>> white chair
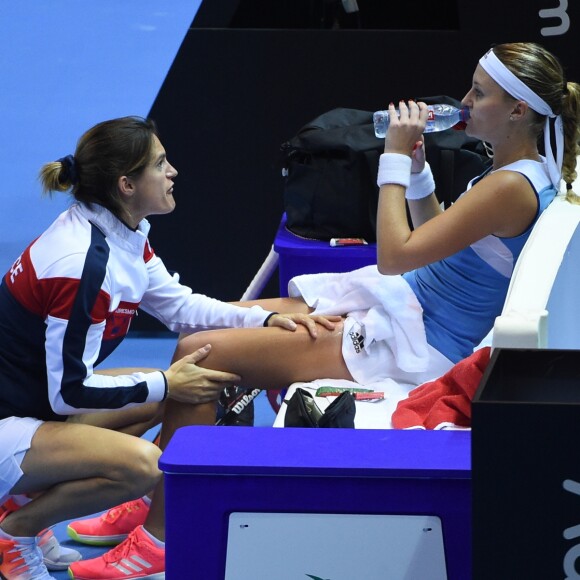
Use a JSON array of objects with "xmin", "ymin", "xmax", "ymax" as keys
[{"xmin": 493, "ymin": 193, "xmax": 580, "ymax": 350}]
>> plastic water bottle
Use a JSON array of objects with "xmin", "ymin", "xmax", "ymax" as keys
[{"xmin": 373, "ymin": 104, "xmax": 470, "ymax": 138}]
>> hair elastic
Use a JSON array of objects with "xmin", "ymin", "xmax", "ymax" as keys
[
  {"xmin": 479, "ymin": 48, "xmax": 563, "ymax": 190},
  {"xmin": 57, "ymin": 155, "xmax": 79, "ymax": 186}
]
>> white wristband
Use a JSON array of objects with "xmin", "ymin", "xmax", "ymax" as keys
[
  {"xmin": 407, "ymin": 162, "xmax": 435, "ymax": 200},
  {"xmin": 377, "ymin": 153, "xmax": 411, "ymax": 188}
]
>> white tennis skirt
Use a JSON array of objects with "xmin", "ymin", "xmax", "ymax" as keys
[{"xmin": 0, "ymin": 416, "xmax": 43, "ymax": 504}]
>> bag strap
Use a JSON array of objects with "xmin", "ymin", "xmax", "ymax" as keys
[{"xmin": 438, "ymin": 149, "xmax": 455, "ymax": 209}]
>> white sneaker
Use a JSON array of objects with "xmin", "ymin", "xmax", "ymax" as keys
[
  {"xmin": 38, "ymin": 527, "xmax": 82, "ymax": 570},
  {"xmin": 0, "ymin": 531, "xmax": 55, "ymax": 579}
]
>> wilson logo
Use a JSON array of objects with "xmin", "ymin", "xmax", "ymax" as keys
[
  {"xmin": 230, "ymin": 390, "xmax": 260, "ymax": 415},
  {"xmin": 539, "ymin": 0, "xmax": 570, "ymax": 36}
]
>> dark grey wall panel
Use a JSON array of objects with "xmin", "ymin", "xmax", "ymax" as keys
[{"xmin": 136, "ymin": 1, "xmax": 578, "ymax": 331}]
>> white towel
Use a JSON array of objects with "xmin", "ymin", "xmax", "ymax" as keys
[{"xmin": 288, "ymin": 265, "xmax": 429, "ymax": 373}]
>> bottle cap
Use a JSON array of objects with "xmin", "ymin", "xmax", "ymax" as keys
[{"xmin": 452, "ymin": 107, "xmax": 470, "ymax": 130}]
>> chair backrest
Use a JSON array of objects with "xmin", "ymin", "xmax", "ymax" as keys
[{"xmin": 492, "ymin": 194, "xmax": 580, "ymax": 349}]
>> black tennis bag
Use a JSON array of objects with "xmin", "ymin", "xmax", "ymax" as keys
[{"xmin": 281, "ymin": 96, "xmax": 491, "ymax": 241}]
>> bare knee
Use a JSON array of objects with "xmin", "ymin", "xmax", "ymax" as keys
[
  {"xmin": 173, "ymin": 331, "xmax": 214, "ymax": 363},
  {"xmin": 112, "ymin": 439, "xmax": 162, "ymax": 497}
]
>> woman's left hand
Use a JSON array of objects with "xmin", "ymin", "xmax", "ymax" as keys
[
  {"xmin": 265, "ymin": 313, "xmax": 342, "ymax": 338},
  {"xmin": 411, "ymin": 137, "xmax": 426, "ymax": 174}
]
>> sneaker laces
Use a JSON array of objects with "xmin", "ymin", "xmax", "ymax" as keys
[
  {"xmin": 101, "ymin": 500, "xmax": 143, "ymax": 525},
  {"xmin": 4, "ymin": 537, "xmax": 49, "ymax": 579},
  {"xmin": 102, "ymin": 527, "xmax": 142, "ymax": 564}
]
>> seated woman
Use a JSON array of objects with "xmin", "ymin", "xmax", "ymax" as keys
[
  {"xmin": 66, "ymin": 42, "xmax": 580, "ymax": 579},
  {"xmin": 175, "ymin": 42, "xmax": 579, "ymax": 394}
]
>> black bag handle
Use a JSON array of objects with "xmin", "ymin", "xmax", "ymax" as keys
[{"xmin": 439, "ymin": 149, "xmax": 456, "ymax": 209}]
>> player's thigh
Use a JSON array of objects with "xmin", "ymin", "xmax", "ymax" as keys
[
  {"xmin": 232, "ymin": 297, "xmax": 313, "ymax": 314},
  {"xmin": 174, "ymin": 322, "xmax": 352, "ymax": 387},
  {"xmin": 14, "ymin": 421, "xmax": 160, "ymax": 493},
  {"xmin": 67, "ymin": 403, "xmax": 164, "ymax": 435}
]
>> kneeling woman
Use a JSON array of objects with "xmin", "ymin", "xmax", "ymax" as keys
[{"xmin": 0, "ymin": 116, "xmax": 336, "ymax": 579}]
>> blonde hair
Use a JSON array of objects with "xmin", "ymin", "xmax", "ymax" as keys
[
  {"xmin": 493, "ymin": 43, "xmax": 580, "ymax": 202},
  {"xmin": 39, "ymin": 161, "xmax": 72, "ymax": 194}
]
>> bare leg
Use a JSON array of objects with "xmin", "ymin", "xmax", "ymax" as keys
[
  {"xmin": 67, "ymin": 402, "xmax": 165, "ymax": 437},
  {"xmin": 3, "ymin": 422, "xmax": 161, "ymax": 538},
  {"xmin": 174, "ymin": 322, "xmax": 351, "ymax": 388},
  {"xmin": 144, "ymin": 322, "xmax": 352, "ymax": 540},
  {"xmin": 230, "ymin": 297, "xmax": 313, "ymax": 313},
  {"xmin": 144, "ymin": 400, "xmax": 215, "ymax": 540}
]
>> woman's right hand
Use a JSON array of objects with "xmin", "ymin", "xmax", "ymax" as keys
[
  {"xmin": 384, "ymin": 100, "xmax": 429, "ymax": 156},
  {"xmin": 164, "ymin": 344, "xmax": 240, "ymax": 404}
]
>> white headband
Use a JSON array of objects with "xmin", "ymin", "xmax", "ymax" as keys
[{"xmin": 479, "ymin": 48, "xmax": 563, "ymax": 190}]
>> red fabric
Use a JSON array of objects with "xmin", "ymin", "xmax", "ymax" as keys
[
  {"xmin": 267, "ymin": 389, "xmax": 283, "ymax": 414},
  {"xmin": 391, "ymin": 347, "xmax": 491, "ymax": 430}
]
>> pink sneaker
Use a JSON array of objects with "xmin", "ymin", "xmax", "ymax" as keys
[
  {"xmin": 67, "ymin": 498, "xmax": 149, "ymax": 546},
  {"xmin": 68, "ymin": 525, "xmax": 164, "ymax": 579}
]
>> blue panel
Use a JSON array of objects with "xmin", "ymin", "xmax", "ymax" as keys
[
  {"xmin": 0, "ymin": 0, "xmax": 201, "ymax": 276},
  {"xmin": 161, "ymin": 425, "xmax": 471, "ymax": 478}
]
